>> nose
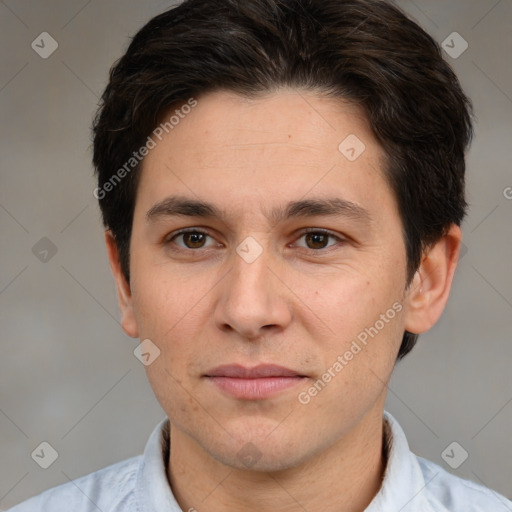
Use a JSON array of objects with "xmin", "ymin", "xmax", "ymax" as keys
[{"xmin": 214, "ymin": 241, "xmax": 292, "ymax": 341}]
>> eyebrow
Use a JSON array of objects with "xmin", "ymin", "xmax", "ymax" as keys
[{"xmin": 146, "ymin": 195, "xmax": 373, "ymax": 227}]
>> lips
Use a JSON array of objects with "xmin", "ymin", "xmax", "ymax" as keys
[
  {"xmin": 204, "ymin": 364, "xmax": 306, "ymax": 400},
  {"xmin": 205, "ymin": 364, "xmax": 304, "ymax": 379}
]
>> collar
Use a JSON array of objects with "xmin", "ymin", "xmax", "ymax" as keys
[
  {"xmin": 365, "ymin": 411, "xmax": 440, "ymax": 511},
  {"xmin": 135, "ymin": 411, "xmax": 440, "ymax": 512}
]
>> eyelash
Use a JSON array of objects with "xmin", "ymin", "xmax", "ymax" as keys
[{"xmin": 165, "ymin": 228, "xmax": 345, "ymax": 253}]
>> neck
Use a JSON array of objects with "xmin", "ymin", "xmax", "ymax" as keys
[{"xmin": 168, "ymin": 407, "xmax": 387, "ymax": 512}]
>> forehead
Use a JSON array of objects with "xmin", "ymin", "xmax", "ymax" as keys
[
  {"xmin": 167, "ymin": 88, "xmax": 376, "ymax": 158},
  {"xmin": 135, "ymin": 88, "xmax": 396, "ymax": 225}
]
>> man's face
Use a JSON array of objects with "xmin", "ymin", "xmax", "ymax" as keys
[{"xmin": 126, "ymin": 89, "xmax": 412, "ymax": 471}]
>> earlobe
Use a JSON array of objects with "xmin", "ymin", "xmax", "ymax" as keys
[
  {"xmin": 105, "ymin": 231, "xmax": 139, "ymax": 338},
  {"xmin": 403, "ymin": 224, "xmax": 462, "ymax": 335}
]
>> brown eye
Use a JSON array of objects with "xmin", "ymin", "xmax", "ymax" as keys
[
  {"xmin": 304, "ymin": 232, "xmax": 330, "ymax": 249},
  {"xmin": 295, "ymin": 229, "xmax": 343, "ymax": 251},
  {"xmin": 181, "ymin": 232, "xmax": 207, "ymax": 248},
  {"xmin": 168, "ymin": 230, "xmax": 215, "ymax": 250}
]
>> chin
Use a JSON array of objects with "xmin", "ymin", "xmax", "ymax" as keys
[
  {"xmin": 203, "ymin": 430, "xmax": 312, "ymax": 474},
  {"xmin": 217, "ymin": 446, "xmax": 309, "ymax": 473}
]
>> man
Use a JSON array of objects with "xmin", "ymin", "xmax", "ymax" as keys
[{"xmin": 9, "ymin": 0, "xmax": 512, "ymax": 510}]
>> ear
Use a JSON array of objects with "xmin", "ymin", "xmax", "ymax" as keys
[
  {"xmin": 403, "ymin": 224, "xmax": 462, "ymax": 334},
  {"xmin": 105, "ymin": 230, "xmax": 139, "ymax": 338}
]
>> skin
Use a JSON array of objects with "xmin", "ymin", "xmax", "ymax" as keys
[{"xmin": 106, "ymin": 89, "xmax": 462, "ymax": 512}]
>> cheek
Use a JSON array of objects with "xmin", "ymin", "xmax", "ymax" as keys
[
  {"xmin": 129, "ymin": 266, "xmax": 214, "ymax": 380},
  {"xmin": 302, "ymin": 304, "xmax": 404, "ymax": 429},
  {"xmin": 145, "ymin": 361, "xmax": 206, "ymax": 435},
  {"xmin": 130, "ymin": 261, "xmax": 206, "ymax": 337},
  {"xmin": 303, "ymin": 271, "xmax": 394, "ymax": 335},
  {"xmin": 307, "ymin": 265, "xmax": 405, "ymax": 377}
]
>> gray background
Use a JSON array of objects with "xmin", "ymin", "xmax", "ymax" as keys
[{"xmin": 1, "ymin": 0, "xmax": 511, "ymax": 508}]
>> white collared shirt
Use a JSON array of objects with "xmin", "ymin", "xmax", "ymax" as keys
[{"xmin": 7, "ymin": 411, "xmax": 512, "ymax": 511}]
